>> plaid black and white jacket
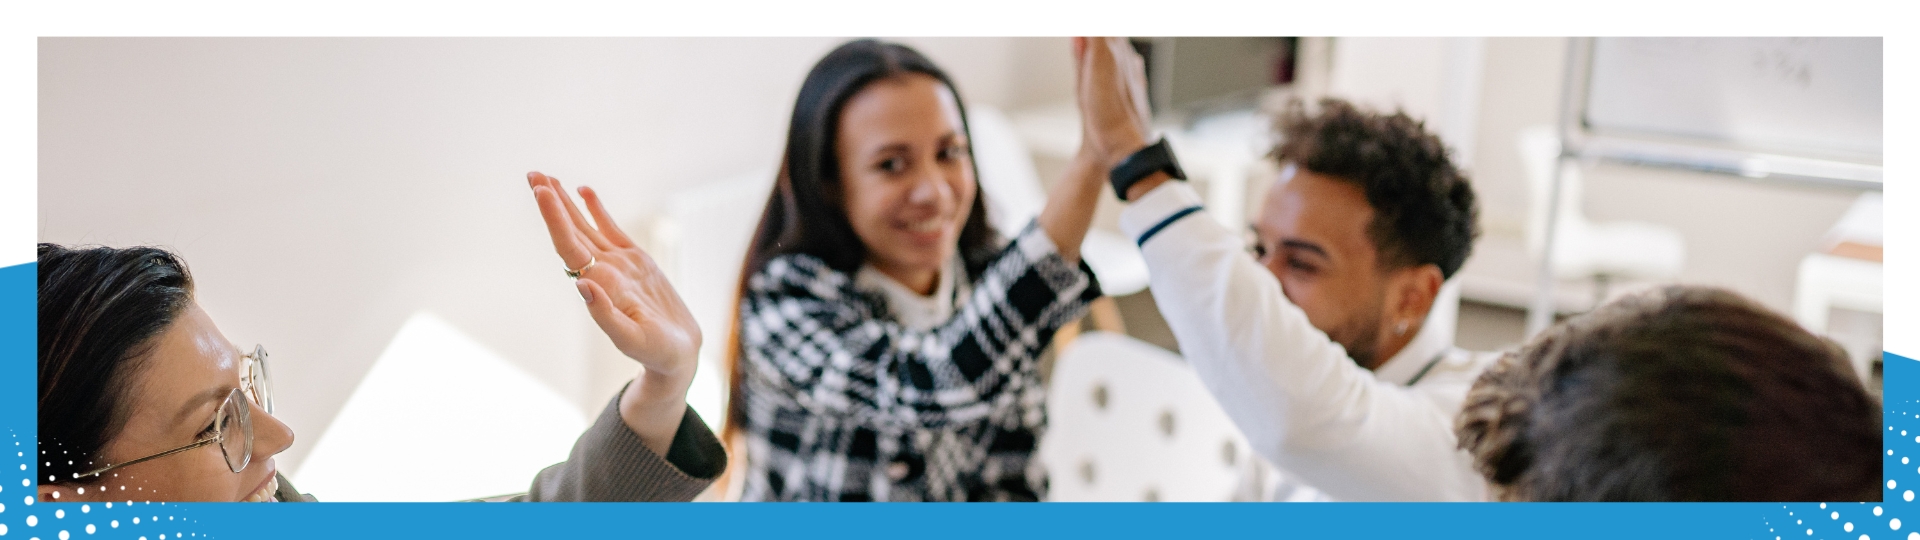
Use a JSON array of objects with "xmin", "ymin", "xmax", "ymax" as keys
[{"xmin": 735, "ymin": 223, "xmax": 1101, "ymax": 501}]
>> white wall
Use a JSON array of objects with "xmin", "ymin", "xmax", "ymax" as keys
[
  {"xmin": 1327, "ymin": 37, "xmax": 1485, "ymax": 170},
  {"xmin": 38, "ymin": 37, "xmax": 1074, "ymax": 474},
  {"xmin": 1470, "ymin": 38, "xmax": 1863, "ymax": 313}
]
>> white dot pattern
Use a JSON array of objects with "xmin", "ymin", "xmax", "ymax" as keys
[
  {"xmin": 1, "ymin": 431, "xmax": 204, "ymax": 540},
  {"xmin": 1759, "ymin": 389, "xmax": 1919, "ymax": 539}
]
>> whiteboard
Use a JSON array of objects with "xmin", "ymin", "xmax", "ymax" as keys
[{"xmin": 1584, "ymin": 37, "xmax": 1882, "ymax": 162}]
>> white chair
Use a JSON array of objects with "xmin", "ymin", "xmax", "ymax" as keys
[
  {"xmin": 1792, "ymin": 192, "xmax": 1883, "ymax": 381},
  {"xmin": 1519, "ymin": 126, "xmax": 1686, "ymax": 308},
  {"xmin": 1039, "ymin": 332, "xmax": 1269, "ymax": 501}
]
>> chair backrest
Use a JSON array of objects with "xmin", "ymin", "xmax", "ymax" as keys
[
  {"xmin": 969, "ymin": 105, "xmax": 1049, "ymax": 239},
  {"xmin": 648, "ymin": 167, "xmax": 776, "ymax": 428},
  {"xmin": 1039, "ymin": 332, "xmax": 1265, "ymax": 501}
]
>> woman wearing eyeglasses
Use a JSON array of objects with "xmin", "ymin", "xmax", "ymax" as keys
[
  {"xmin": 37, "ymin": 245, "xmax": 296, "ymax": 502},
  {"xmin": 36, "ymin": 215, "xmax": 724, "ymax": 502}
]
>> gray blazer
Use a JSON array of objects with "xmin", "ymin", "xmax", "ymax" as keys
[{"xmin": 274, "ymin": 390, "xmax": 728, "ymax": 502}]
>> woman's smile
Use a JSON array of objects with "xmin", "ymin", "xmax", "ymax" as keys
[
  {"xmin": 242, "ymin": 468, "xmax": 280, "ymax": 503},
  {"xmin": 894, "ymin": 214, "xmax": 953, "ymax": 244}
]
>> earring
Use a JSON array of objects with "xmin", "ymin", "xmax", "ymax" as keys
[{"xmin": 1394, "ymin": 320, "xmax": 1410, "ymax": 336}]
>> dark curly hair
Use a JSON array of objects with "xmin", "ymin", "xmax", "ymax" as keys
[
  {"xmin": 1271, "ymin": 98, "xmax": 1479, "ymax": 278},
  {"xmin": 1454, "ymin": 285, "xmax": 1881, "ymax": 501}
]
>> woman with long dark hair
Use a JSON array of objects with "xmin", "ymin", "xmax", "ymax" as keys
[{"xmin": 715, "ymin": 38, "xmax": 1150, "ymax": 501}]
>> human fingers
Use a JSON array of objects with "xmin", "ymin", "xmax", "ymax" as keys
[
  {"xmin": 1096, "ymin": 38, "xmax": 1137, "ymax": 102},
  {"xmin": 1116, "ymin": 39, "xmax": 1153, "ymax": 126},
  {"xmin": 540, "ymin": 173, "xmax": 616, "ymax": 252},
  {"xmin": 530, "ymin": 172, "xmax": 584, "ymax": 231},
  {"xmin": 578, "ymin": 186, "xmax": 638, "ymax": 249},
  {"xmin": 1073, "ymin": 37, "xmax": 1103, "ymax": 137},
  {"xmin": 534, "ymin": 184, "xmax": 597, "ymax": 271},
  {"xmin": 576, "ymin": 278, "xmax": 642, "ymax": 353},
  {"xmin": 1088, "ymin": 36, "xmax": 1119, "ymax": 78},
  {"xmin": 1087, "ymin": 38, "xmax": 1129, "ymax": 114},
  {"xmin": 533, "ymin": 172, "xmax": 607, "ymax": 256},
  {"xmin": 1081, "ymin": 38, "xmax": 1144, "ymax": 160},
  {"xmin": 1107, "ymin": 39, "xmax": 1151, "ymax": 143},
  {"xmin": 529, "ymin": 171, "xmax": 568, "ymax": 201},
  {"xmin": 1071, "ymin": 37, "xmax": 1087, "ymax": 106}
]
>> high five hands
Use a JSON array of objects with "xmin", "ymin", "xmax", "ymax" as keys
[
  {"xmin": 1037, "ymin": 37, "xmax": 1161, "ymax": 264},
  {"xmin": 527, "ymin": 171, "xmax": 701, "ymax": 455},
  {"xmin": 1072, "ymin": 37, "xmax": 1154, "ymax": 170}
]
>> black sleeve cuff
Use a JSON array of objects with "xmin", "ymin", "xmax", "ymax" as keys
[{"xmin": 664, "ymin": 405, "xmax": 727, "ymax": 480}]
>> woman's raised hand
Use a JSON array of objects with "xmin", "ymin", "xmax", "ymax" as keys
[
  {"xmin": 526, "ymin": 171, "xmax": 701, "ymax": 384},
  {"xmin": 1073, "ymin": 37, "xmax": 1154, "ymax": 167}
]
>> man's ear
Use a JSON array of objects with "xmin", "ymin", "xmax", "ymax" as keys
[
  {"xmin": 38, "ymin": 482, "xmax": 79, "ymax": 502},
  {"xmin": 1388, "ymin": 264, "xmax": 1446, "ymax": 334}
]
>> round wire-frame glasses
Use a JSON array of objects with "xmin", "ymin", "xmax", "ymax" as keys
[{"xmin": 68, "ymin": 345, "xmax": 274, "ymax": 481}]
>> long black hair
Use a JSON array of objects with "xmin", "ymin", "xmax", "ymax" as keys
[
  {"xmin": 37, "ymin": 243, "xmax": 196, "ymax": 484},
  {"xmin": 723, "ymin": 39, "xmax": 1000, "ymax": 441}
]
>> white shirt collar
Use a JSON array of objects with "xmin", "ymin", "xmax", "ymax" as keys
[
  {"xmin": 1370, "ymin": 313, "xmax": 1457, "ymax": 387},
  {"xmin": 854, "ymin": 254, "xmax": 970, "ymax": 331}
]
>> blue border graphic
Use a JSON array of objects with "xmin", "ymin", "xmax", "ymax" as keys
[{"xmin": 0, "ymin": 259, "xmax": 1910, "ymax": 539}]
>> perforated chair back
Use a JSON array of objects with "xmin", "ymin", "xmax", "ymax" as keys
[{"xmin": 1039, "ymin": 332, "xmax": 1265, "ymax": 501}]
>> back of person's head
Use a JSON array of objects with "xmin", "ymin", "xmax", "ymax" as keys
[
  {"xmin": 1455, "ymin": 285, "xmax": 1881, "ymax": 501},
  {"xmin": 1270, "ymin": 98, "xmax": 1479, "ymax": 279},
  {"xmin": 744, "ymin": 38, "xmax": 998, "ymax": 279},
  {"xmin": 37, "ymin": 243, "xmax": 195, "ymax": 484}
]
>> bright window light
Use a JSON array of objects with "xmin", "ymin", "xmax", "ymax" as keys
[{"xmin": 291, "ymin": 311, "xmax": 588, "ymax": 501}]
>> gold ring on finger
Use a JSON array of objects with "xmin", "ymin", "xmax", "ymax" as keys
[{"xmin": 564, "ymin": 254, "xmax": 597, "ymax": 279}]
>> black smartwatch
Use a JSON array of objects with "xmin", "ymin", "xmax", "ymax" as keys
[{"xmin": 1109, "ymin": 138, "xmax": 1187, "ymax": 201}]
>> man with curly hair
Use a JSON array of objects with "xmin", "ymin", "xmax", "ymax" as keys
[{"xmin": 1103, "ymin": 96, "xmax": 1494, "ymax": 501}]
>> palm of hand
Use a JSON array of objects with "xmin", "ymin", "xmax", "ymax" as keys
[
  {"xmin": 585, "ymin": 243, "xmax": 701, "ymax": 380},
  {"xmin": 528, "ymin": 172, "xmax": 701, "ymax": 382}
]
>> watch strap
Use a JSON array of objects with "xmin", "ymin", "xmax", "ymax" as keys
[{"xmin": 1109, "ymin": 138, "xmax": 1187, "ymax": 201}]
